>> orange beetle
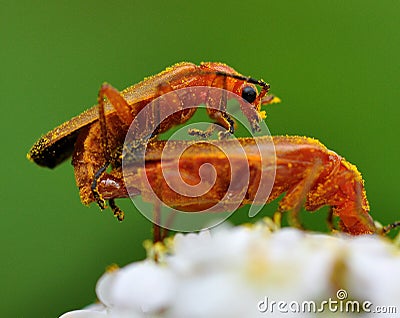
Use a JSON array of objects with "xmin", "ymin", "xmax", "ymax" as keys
[
  {"xmin": 28, "ymin": 62, "xmax": 277, "ymax": 210},
  {"xmin": 97, "ymin": 136, "xmax": 377, "ymax": 236}
]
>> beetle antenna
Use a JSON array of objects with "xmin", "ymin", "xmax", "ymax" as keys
[
  {"xmin": 215, "ymin": 71, "xmax": 270, "ymax": 91},
  {"xmin": 215, "ymin": 71, "xmax": 270, "ymax": 105}
]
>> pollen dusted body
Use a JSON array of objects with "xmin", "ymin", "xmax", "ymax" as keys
[
  {"xmin": 97, "ymin": 136, "xmax": 376, "ymax": 235},
  {"xmin": 28, "ymin": 62, "xmax": 274, "ymax": 207}
]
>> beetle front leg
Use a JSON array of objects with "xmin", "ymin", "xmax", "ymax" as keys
[
  {"xmin": 188, "ymin": 125, "xmax": 217, "ymax": 139},
  {"xmin": 204, "ymin": 74, "xmax": 237, "ymax": 138}
]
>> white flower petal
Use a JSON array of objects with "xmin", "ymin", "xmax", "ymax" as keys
[
  {"xmin": 110, "ymin": 260, "xmax": 176, "ymax": 313},
  {"xmin": 168, "ymin": 272, "xmax": 248, "ymax": 318},
  {"xmin": 346, "ymin": 235, "xmax": 400, "ymax": 306},
  {"xmin": 82, "ymin": 303, "xmax": 107, "ymax": 311},
  {"xmin": 60, "ymin": 221, "xmax": 400, "ymax": 318},
  {"xmin": 59, "ymin": 309, "xmax": 107, "ymax": 318},
  {"xmin": 96, "ymin": 267, "xmax": 119, "ymax": 307}
]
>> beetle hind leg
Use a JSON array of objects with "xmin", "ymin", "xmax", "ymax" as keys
[
  {"xmin": 381, "ymin": 221, "xmax": 400, "ymax": 235},
  {"xmin": 276, "ymin": 159, "xmax": 324, "ymax": 230},
  {"xmin": 327, "ymin": 207, "xmax": 336, "ymax": 232}
]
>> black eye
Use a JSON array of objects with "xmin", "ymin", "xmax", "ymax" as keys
[{"xmin": 241, "ymin": 86, "xmax": 257, "ymax": 103}]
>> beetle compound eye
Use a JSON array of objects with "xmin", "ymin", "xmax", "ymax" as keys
[{"xmin": 241, "ymin": 86, "xmax": 257, "ymax": 103}]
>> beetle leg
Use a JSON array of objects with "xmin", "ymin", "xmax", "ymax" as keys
[
  {"xmin": 205, "ymin": 75, "xmax": 238, "ymax": 138},
  {"xmin": 153, "ymin": 201, "xmax": 162, "ymax": 244},
  {"xmin": 98, "ymin": 83, "xmax": 134, "ymax": 161},
  {"xmin": 188, "ymin": 125, "xmax": 217, "ymax": 138},
  {"xmin": 218, "ymin": 112, "xmax": 235, "ymax": 139},
  {"xmin": 381, "ymin": 221, "xmax": 400, "ymax": 235},
  {"xmin": 188, "ymin": 114, "xmax": 234, "ymax": 139},
  {"xmin": 92, "ymin": 84, "xmax": 134, "ymax": 211},
  {"xmin": 327, "ymin": 207, "xmax": 336, "ymax": 232},
  {"xmin": 188, "ymin": 112, "xmax": 234, "ymax": 140},
  {"xmin": 152, "ymin": 202, "xmax": 170, "ymax": 246},
  {"xmin": 92, "ymin": 166, "xmax": 125, "ymax": 220},
  {"xmin": 98, "ymin": 83, "xmax": 134, "ymax": 127},
  {"xmin": 277, "ymin": 159, "xmax": 324, "ymax": 229},
  {"xmin": 273, "ymin": 211, "xmax": 282, "ymax": 229},
  {"xmin": 109, "ymin": 199, "xmax": 124, "ymax": 221},
  {"xmin": 91, "ymin": 163, "xmax": 109, "ymax": 209}
]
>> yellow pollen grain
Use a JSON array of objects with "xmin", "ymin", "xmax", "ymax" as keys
[
  {"xmin": 271, "ymin": 96, "xmax": 281, "ymax": 104},
  {"xmin": 106, "ymin": 263, "xmax": 119, "ymax": 273}
]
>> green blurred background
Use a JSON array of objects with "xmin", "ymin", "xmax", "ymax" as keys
[{"xmin": 1, "ymin": 1, "xmax": 400, "ymax": 317}]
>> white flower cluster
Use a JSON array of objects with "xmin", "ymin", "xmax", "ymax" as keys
[{"xmin": 60, "ymin": 220, "xmax": 400, "ymax": 318}]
